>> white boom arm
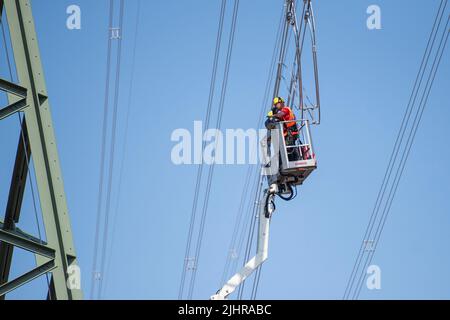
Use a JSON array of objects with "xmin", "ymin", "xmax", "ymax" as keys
[{"xmin": 211, "ymin": 184, "xmax": 277, "ymax": 300}]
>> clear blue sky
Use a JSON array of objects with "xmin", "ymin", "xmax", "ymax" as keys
[{"xmin": 0, "ymin": 0, "xmax": 449, "ymax": 300}]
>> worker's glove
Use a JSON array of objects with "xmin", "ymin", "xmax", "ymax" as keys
[{"xmin": 265, "ymin": 117, "xmax": 278, "ymax": 130}]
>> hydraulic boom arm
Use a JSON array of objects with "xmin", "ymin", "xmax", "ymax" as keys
[{"xmin": 211, "ymin": 184, "xmax": 278, "ymax": 300}]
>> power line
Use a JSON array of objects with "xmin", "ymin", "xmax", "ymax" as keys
[
  {"xmin": 235, "ymin": 173, "xmax": 264, "ymax": 301},
  {"xmin": 90, "ymin": 0, "xmax": 127, "ymax": 300},
  {"xmin": 233, "ymin": 8, "xmax": 286, "ymax": 301},
  {"xmin": 344, "ymin": 1, "xmax": 447, "ymax": 298},
  {"xmin": 178, "ymin": 0, "xmax": 228, "ymax": 300},
  {"xmin": 344, "ymin": 1, "xmax": 449, "ymax": 299},
  {"xmin": 352, "ymin": 15, "xmax": 449, "ymax": 300},
  {"xmin": 1, "ymin": 19, "xmax": 13, "ymax": 79},
  {"xmin": 103, "ymin": 0, "xmax": 142, "ymax": 295},
  {"xmin": 219, "ymin": 4, "xmax": 284, "ymax": 291},
  {"xmin": 238, "ymin": 0, "xmax": 312, "ymax": 300},
  {"xmin": 238, "ymin": 175, "xmax": 263, "ymax": 299},
  {"xmin": 248, "ymin": 1, "xmax": 315, "ymax": 299},
  {"xmin": 226, "ymin": 0, "xmax": 312, "ymax": 300},
  {"xmin": 187, "ymin": 0, "xmax": 241, "ymax": 299},
  {"xmin": 90, "ymin": 0, "xmax": 115, "ymax": 300},
  {"xmin": 251, "ymin": 264, "xmax": 263, "ymax": 300},
  {"xmin": 220, "ymin": 167, "xmax": 253, "ymax": 286},
  {"xmin": 97, "ymin": 0, "xmax": 125, "ymax": 299},
  {"xmin": 229, "ymin": 167, "xmax": 260, "ymax": 290}
]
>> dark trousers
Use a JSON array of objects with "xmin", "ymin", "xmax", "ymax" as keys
[{"xmin": 285, "ymin": 126, "xmax": 300, "ymax": 161}]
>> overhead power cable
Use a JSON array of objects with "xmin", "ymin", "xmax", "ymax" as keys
[
  {"xmin": 352, "ymin": 15, "xmax": 449, "ymax": 300},
  {"xmin": 245, "ymin": 0, "xmax": 314, "ymax": 300},
  {"xmin": 90, "ymin": 0, "xmax": 127, "ymax": 300},
  {"xmin": 178, "ymin": 0, "xmax": 228, "ymax": 300},
  {"xmin": 187, "ymin": 0, "xmax": 241, "ymax": 300},
  {"xmin": 90, "ymin": 0, "xmax": 115, "ymax": 300},
  {"xmin": 103, "ymin": 0, "xmax": 142, "ymax": 296},
  {"xmin": 97, "ymin": 0, "xmax": 125, "ymax": 299},
  {"xmin": 344, "ymin": 0, "xmax": 449, "ymax": 300},
  {"xmin": 220, "ymin": 4, "xmax": 284, "ymax": 291}
]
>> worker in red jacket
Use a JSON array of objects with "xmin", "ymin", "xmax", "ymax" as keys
[
  {"xmin": 272, "ymin": 96, "xmax": 299, "ymax": 152},
  {"xmin": 266, "ymin": 97, "xmax": 300, "ymax": 161}
]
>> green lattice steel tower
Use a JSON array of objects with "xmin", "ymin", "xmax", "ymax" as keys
[{"xmin": 0, "ymin": 0, "xmax": 82, "ymax": 300}]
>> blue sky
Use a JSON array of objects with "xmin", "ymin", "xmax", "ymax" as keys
[{"xmin": 0, "ymin": 0, "xmax": 449, "ymax": 300}]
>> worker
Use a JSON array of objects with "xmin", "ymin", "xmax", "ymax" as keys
[{"xmin": 267, "ymin": 97, "xmax": 300, "ymax": 161}]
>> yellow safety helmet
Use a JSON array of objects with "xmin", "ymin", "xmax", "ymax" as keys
[{"xmin": 273, "ymin": 97, "xmax": 285, "ymax": 106}]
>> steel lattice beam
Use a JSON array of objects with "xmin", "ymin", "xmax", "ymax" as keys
[
  {"xmin": 0, "ymin": 0, "xmax": 82, "ymax": 300},
  {"xmin": 0, "ymin": 223, "xmax": 55, "ymax": 259},
  {"xmin": 0, "ymin": 260, "xmax": 56, "ymax": 297},
  {"xmin": 0, "ymin": 78, "xmax": 28, "ymax": 120},
  {"xmin": 0, "ymin": 119, "xmax": 30, "ymax": 299}
]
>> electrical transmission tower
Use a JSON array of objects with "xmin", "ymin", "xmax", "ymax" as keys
[{"xmin": 0, "ymin": 0, "xmax": 82, "ymax": 300}]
